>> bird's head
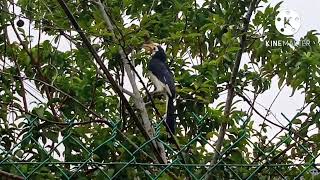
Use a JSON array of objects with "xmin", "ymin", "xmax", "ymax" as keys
[{"xmin": 143, "ymin": 42, "xmax": 166, "ymax": 61}]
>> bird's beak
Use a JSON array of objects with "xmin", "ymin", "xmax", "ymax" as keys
[{"xmin": 142, "ymin": 42, "xmax": 159, "ymax": 54}]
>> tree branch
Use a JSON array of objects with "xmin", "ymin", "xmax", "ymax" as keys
[
  {"xmin": 0, "ymin": 71, "xmax": 158, "ymax": 165},
  {"xmin": 0, "ymin": 170, "xmax": 24, "ymax": 180},
  {"xmin": 205, "ymin": 0, "xmax": 259, "ymax": 178},
  {"xmin": 93, "ymin": 0, "xmax": 168, "ymax": 163},
  {"xmin": 94, "ymin": 2, "xmax": 185, "ymax": 163},
  {"xmin": 2, "ymin": 9, "xmax": 29, "ymax": 112},
  {"xmin": 59, "ymin": 31, "xmax": 135, "ymax": 98},
  {"xmin": 56, "ymin": 0, "xmax": 167, "ymax": 164},
  {"xmin": 237, "ymin": 91, "xmax": 310, "ymax": 144},
  {"xmin": 9, "ymin": 19, "xmax": 61, "ymax": 122}
]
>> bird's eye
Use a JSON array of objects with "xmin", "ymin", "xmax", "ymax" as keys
[{"xmin": 153, "ymin": 47, "xmax": 156, "ymax": 50}]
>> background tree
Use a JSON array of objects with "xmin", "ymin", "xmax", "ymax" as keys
[{"xmin": 0, "ymin": 0, "xmax": 320, "ymax": 179}]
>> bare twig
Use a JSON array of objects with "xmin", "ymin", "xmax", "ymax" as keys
[
  {"xmin": 258, "ymin": 85, "xmax": 285, "ymax": 135},
  {"xmin": 237, "ymin": 91, "xmax": 309, "ymax": 144}
]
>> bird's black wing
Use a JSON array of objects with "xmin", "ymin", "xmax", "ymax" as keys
[
  {"xmin": 148, "ymin": 57, "xmax": 176, "ymax": 134},
  {"xmin": 148, "ymin": 57, "xmax": 175, "ymax": 96}
]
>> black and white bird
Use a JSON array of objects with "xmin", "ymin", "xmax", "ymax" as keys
[{"xmin": 143, "ymin": 42, "xmax": 176, "ymax": 135}]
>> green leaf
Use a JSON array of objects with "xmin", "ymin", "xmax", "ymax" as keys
[{"xmin": 291, "ymin": 119, "xmax": 302, "ymax": 125}]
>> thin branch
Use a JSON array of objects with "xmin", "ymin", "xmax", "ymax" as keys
[
  {"xmin": 193, "ymin": 0, "xmax": 204, "ymax": 64},
  {"xmin": 2, "ymin": 6, "xmax": 28, "ymax": 112},
  {"xmin": 236, "ymin": 92, "xmax": 317, "ymax": 178},
  {"xmin": 56, "ymin": 0, "xmax": 167, "ymax": 164},
  {"xmin": 93, "ymin": 0, "xmax": 168, "ymax": 163},
  {"xmin": 9, "ymin": 19, "xmax": 61, "ymax": 122},
  {"xmin": 148, "ymin": 0, "xmax": 157, "ymax": 15},
  {"xmin": 242, "ymin": 91, "xmax": 284, "ymax": 126},
  {"xmin": 245, "ymin": 117, "xmax": 316, "ymax": 179},
  {"xmin": 0, "ymin": 170, "xmax": 24, "ymax": 180},
  {"xmin": 95, "ymin": 68, "xmax": 135, "ymax": 97},
  {"xmin": 250, "ymin": 94, "xmax": 318, "ymax": 164},
  {"xmin": 0, "ymin": 72, "xmax": 157, "ymax": 164},
  {"xmin": 237, "ymin": 91, "xmax": 310, "ymax": 144},
  {"xmin": 258, "ymin": 85, "xmax": 285, "ymax": 135},
  {"xmin": 13, "ymin": 57, "xmax": 29, "ymax": 111},
  {"xmin": 204, "ymin": 0, "xmax": 259, "ymax": 178},
  {"xmin": 3, "ymin": 103, "xmax": 108, "ymax": 126},
  {"xmin": 59, "ymin": 31, "xmax": 135, "ymax": 98},
  {"xmin": 95, "ymin": 2, "xmax": 188, "ymax": 166}
]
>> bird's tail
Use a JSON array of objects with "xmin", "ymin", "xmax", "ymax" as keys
[{"xmin": 166, "ymin": 95, "xmax": 175, "ymax": 134}]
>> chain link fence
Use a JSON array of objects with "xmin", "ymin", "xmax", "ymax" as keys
[{"xmin": 1, "ymin": 113, "xmax": 319, "ymax": 179}]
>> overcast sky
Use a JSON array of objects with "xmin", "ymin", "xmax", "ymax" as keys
[{"xmin": 252, "ymin": 0, "xmax": 320, "ymax": 131}]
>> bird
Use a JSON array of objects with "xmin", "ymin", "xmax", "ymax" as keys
[{"xmin": 143, "ymin": 42, "xmax": 176, "ymax": 136}]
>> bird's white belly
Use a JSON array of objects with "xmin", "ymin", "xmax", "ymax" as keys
[{"xmin": 148, "ymin": 72, "xmax": 172, "ymax": 97}]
